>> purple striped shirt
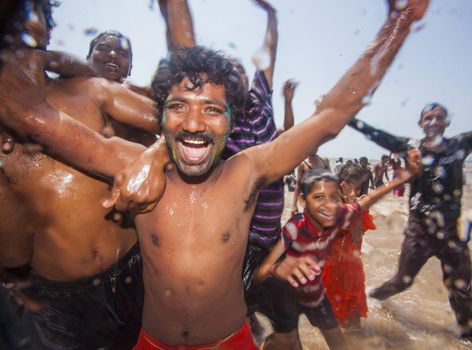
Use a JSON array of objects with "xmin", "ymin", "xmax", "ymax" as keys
[{"xmin": 223, "ymin": 71, "xmax": 283, "ymax": 249}]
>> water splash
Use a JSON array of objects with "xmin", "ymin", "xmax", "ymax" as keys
[
  {"xmin": 432, "ymin": 182, "xmax": 444, "ymax": 194},
  {"xmin": 119, "ymin": 37, "xmax": 129, "ymax": 50},
  {"xmin": 355, "ymin": 120, "xmax": 365, "ymax": 129},
  {"xmin": 84, "ymin": 27, "xmax": 98, "ymax": 36},
  {"xmin": 394, "ymin": 0, "xmax": 408, "ymax": 11},
  {"xmin": 434, "ymin": 166, "xmax": 446, "ymax": 178},
  {"xmin": 252, "ymin": 46, "xmax": 271, "ymax": 71},
  {"xmin": 21, "ymin": 33, "xmax": 37, "ymax": 48},
  {"xmin": 455, "ymin": 149, "xmax": 466, "ymax": 160},
  {"xmin": 126, "ymin": 164, "xmax": 150, "ymax": 193},
  {"xmin": 421, "ymin": 155, "xmax": 434, "ymax": 166}
]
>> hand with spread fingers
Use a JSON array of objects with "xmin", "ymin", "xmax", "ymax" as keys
[{"xmin": 272, "ymin": 255, "xmax": 321, "ymax": 288}]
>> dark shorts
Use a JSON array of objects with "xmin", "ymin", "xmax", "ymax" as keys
[
  {"xmin": 244, "ymin": 244, "xmax": 299, "ymax": 333},
  {"xmin": 298, "ymin": 296, "xmax": 338, "ymax": 330},
  {"xmin": 23, "ymin": 243, "xmax": 144, "ymax": 350},
  {"xmin": 374, "ymin": 179, "xmax": 384, "ymax": 188}
]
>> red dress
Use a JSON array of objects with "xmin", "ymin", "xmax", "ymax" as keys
[{"xmin": 322, "ymin": 210, "xmax": 376, "ymax": 326}]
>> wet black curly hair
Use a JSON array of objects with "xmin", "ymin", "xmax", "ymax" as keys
[{"xmin": 151, "ymin": 46, "xmax": 246, "ymax": 124}]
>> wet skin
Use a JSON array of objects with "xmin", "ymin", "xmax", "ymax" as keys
[
  {"xmin": 135, "ymin": 81, "xmax": 254, "ymax": 344},
  {"xmin": 162, "ymin": 80, "xmax": 231, "ymax": 177},
  {"xmin": 0, "ymin": 1, "xmax": 429, "ymax": 343},
  {"xmin": 88, "ymin": 34, "xmax": 131, "ymax": 82},
  {"xmin": 0, "ymin": 45, "xmax": 157, "ymax": 280}
]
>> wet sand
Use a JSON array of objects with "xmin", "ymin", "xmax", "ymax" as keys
[{"xmin": 257, "ymin": 163, "xmax": 472, "ymax": 350}]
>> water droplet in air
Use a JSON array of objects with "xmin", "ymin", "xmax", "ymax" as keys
[
  {"xmin": 402, "ymin": 275, "xmax": 412, "ymax": 284},
  {"xmin": 421, "ymin": 155, "xmax": 434, "ymax": 166},
  {"xmin": 21, "ymin": 33, "xmax": 37, "ymax": 48},
  {"xmin": 454, "ymin": 279, "xmax": 467, "ymax": 290},
  {"xmin": 432, "ymin": 182, "xmax": 444, "ymax": 194},
  {"xmin": 120, "ymin": 37, "xmax": 129, "ymax": 50}
]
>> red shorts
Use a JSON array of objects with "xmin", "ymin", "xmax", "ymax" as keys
[{"xmin": 132, "ymin": 320, "xmax": 258, "ymax": 350}]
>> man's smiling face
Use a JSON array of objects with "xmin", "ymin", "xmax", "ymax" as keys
[{"xmin": 162, "ymin": 77, "xmax": 231, "ymax": 177}]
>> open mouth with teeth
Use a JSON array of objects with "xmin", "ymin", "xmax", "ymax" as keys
[
  {"xmin": 177, "ymin": 137, "xmax": 213, "ymax": 165},
  {"xmin": 105, "ymin": 62, "xmax": 120, "ymax": 72},
  {"xmin": 318, "ymin": 210, "xmax": 335, "ymax": 221}
]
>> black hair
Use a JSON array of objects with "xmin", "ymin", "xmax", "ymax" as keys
[
  {"xmin": 299, "ymin": 169, "xmax": 339, "ymax": 198},
  {"xmin": 420, "ymin": 102, "xmax": 448, "ymax": 121},
  {"xmin": 338, "ymin": 163, "xmax": 368, "ymax": 184},
  {"xmin": 86, "ymin": 30, "xmax": 133, "ymax": 62},
  {"xmin": 151, "ymin": 46, "xmax": 246, "ymax": 123}
]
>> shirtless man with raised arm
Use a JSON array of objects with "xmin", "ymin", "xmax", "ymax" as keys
[
  {"xmin": 0, "ymin": 1, "xmax": 429, "ymax": 347},
  {"xmin": 0, "ymin": 2, "xmax": 165, "ymax": 349}
]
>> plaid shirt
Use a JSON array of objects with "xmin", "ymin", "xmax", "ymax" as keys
[{"xmin": 282, "ymin": 203, "xmax": 361, "ymax": 306}]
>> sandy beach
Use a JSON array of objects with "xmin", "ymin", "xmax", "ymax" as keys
[{"xmin": 256, "ymin": 163, "xmax": 472, "ymax": 350}]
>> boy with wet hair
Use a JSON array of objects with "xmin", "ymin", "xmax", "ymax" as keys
[
  {"xmin": 349, "ymin": 103, "xmax": 472, "ymax": 337},
  {"xmin": 86, "ymin": 30, "xmax": 133, "ymax": 83},
  {"xmin": 0, "ymin": 0, "xmax": 430, "ymax": 346},
  {"xmin": 254, "ymin": 156, "xmax": 419, "ymax": 349}
]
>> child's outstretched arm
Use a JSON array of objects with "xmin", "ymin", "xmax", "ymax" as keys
[
  {"xmin": 358, "ymin": 149, "xmax": 421, "ymax": 209},
  {"xmin": 254, "ymin": 239, "xmax": 321, "ymax": 288}
]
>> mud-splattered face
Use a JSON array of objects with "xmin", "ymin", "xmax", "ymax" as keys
[
  {"xmin": 419, "ymin": 106, "xmax": 449, "ymax": 139},
  {"xmin": 303, "ymin": 180, "xmax": 343, "ymax": 228},
  {"xmin": 162, "ymin": 78, "xmax": 231, "ymax": 177}
]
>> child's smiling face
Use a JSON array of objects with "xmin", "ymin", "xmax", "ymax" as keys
[{"xmin": 303, "ymin": 180, "xmax": 343, "ymax": 228}]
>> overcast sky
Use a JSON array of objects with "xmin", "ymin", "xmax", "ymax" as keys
[{"xmin": 48, "ymin": 0, "xmax": 472, "ymax": 159}]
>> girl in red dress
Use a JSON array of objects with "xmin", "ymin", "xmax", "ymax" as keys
[{"xmin": 322, "ymin": 163, "xmax": 377, "ymax": 328}]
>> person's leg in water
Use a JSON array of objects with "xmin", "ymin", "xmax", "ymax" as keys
[
  {"xmin": 259, "ymin": 278, "xmax": 301, "ymax": 350},
  {"xmin": 300, "ymin": 298, "xmax": 348, "ymax": 350},
  {"xmin": 245, "ymin": 249, "xmax": 302, "ymax": 350},
  {"xmin": 320, "ymin": 328, "xmax": 349, "ymax": 350},
  {"xmin": 437, "ymin": 223, "xmax": 472, "ymax": 337},
  {"xmin": 370, "ymin": 214, "xmax": 433, "ymax": 300}
]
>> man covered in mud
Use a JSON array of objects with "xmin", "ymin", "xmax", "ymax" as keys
[
  {"xmin": 349, "ymin": 104, "xmax": 472, "ymax": 337},
  {"xmin": 0, "ymin": 0, "xmax": 429, "ymax": 347},
  {"xmin": 0, "ymin": 1, "xmax": 166, "ymax": 349}
]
